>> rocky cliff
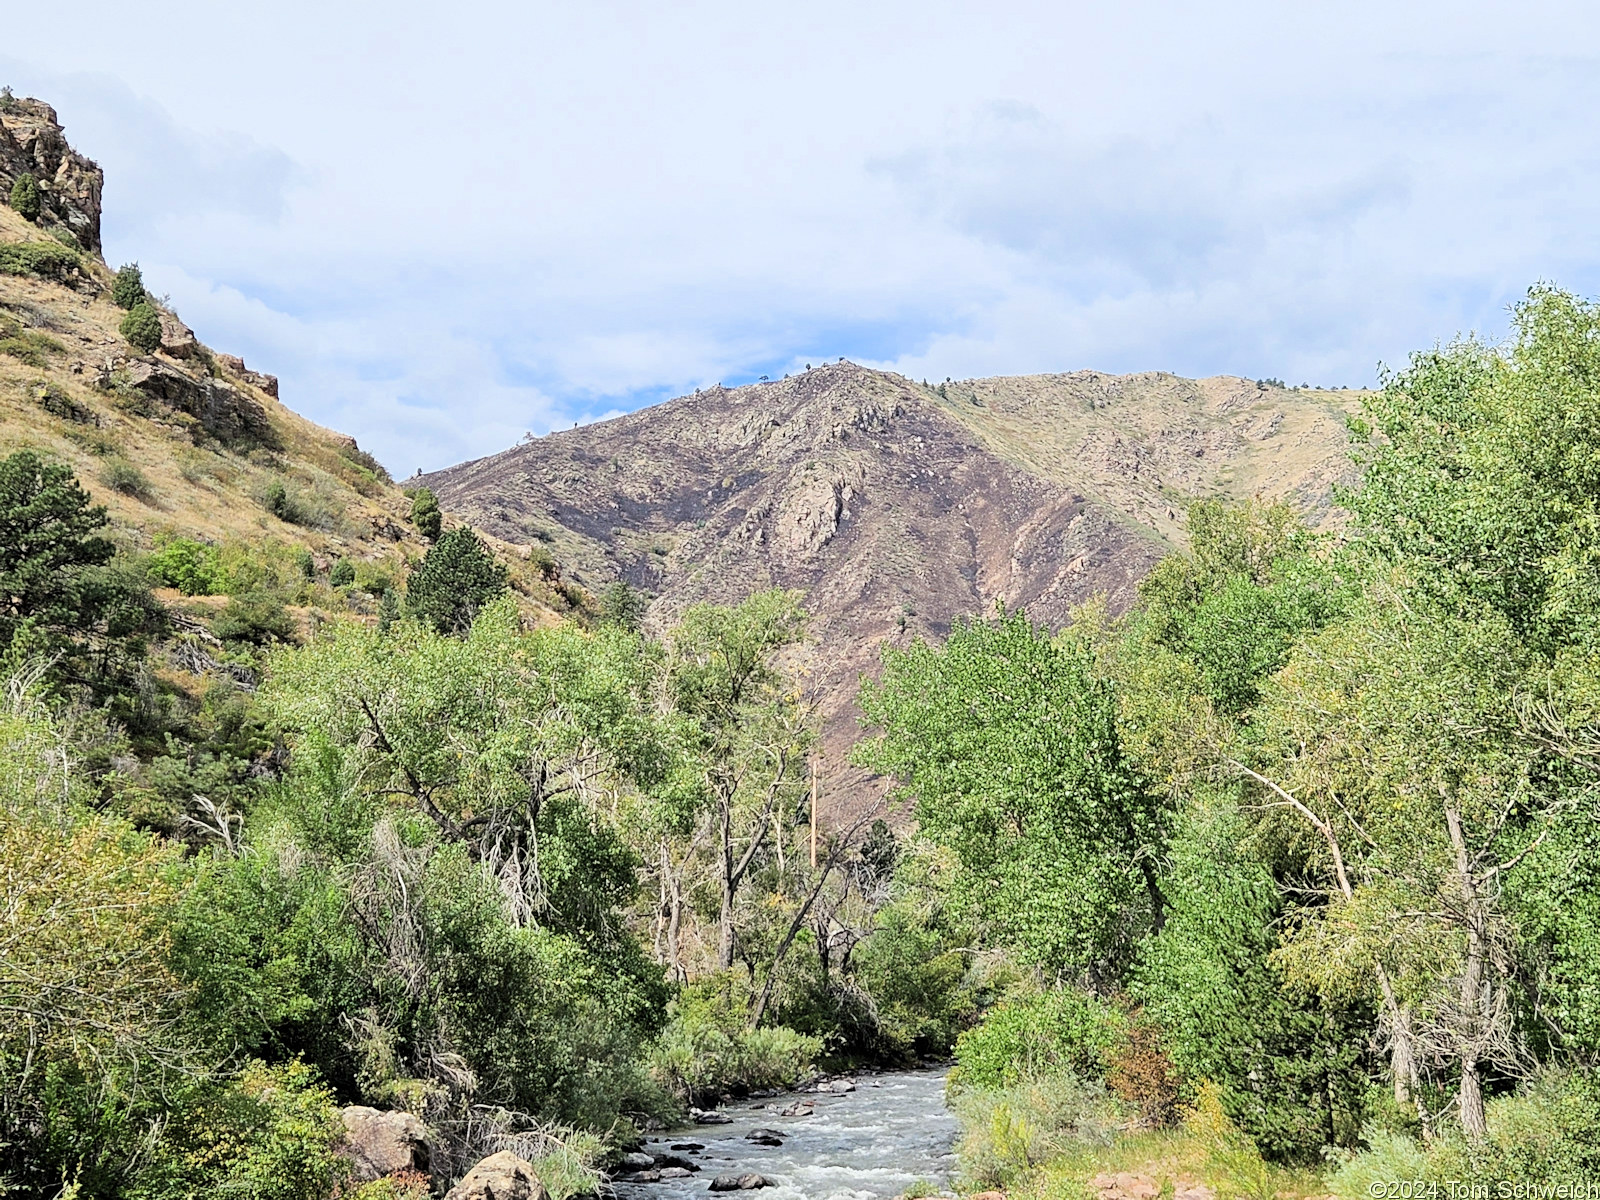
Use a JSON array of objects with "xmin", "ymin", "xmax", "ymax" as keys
[{"xmin": 0, "ymin": 93, "xmax": 102, "ymax": 251}]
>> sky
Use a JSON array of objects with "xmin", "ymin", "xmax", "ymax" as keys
[{"xmin": 5, "ymin": 1, "xmax": 1600, "ymax": 474}]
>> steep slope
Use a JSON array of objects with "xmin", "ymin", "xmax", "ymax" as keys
[
  {"xmin": 0, "ymin": 94, "xmax": 563, "ymax": 624},
  {"xmin": 423, "ymin": 363, "xmax": 1361, "ymax": 817}
]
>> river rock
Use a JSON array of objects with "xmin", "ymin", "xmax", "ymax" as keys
[
  {"xmin": 651, "ymin": 1153, "xmax": 699, "ymax": 1171},
  {"xmin": 339, "ymin": 1105, "xmax": 430, "ymax": 1182},
  {"xmin": 658, "ymin": 1168, "xmax": 694, "ymax": 1179},
  {"xmin": 446, "ymin": 1150, "xmax": 547, "ymax": 1200},
  {"xmin": 709, "ymin": 1174, "xmax": 775, "ymax": 1191},
  {"xmin": 744, "ymin": 1129, "xmax": 784, "ymax": 1146},
  {"xmin": 693, "ymin": 1111, "xmax": 734, "ymax": 1125},
  {"xmin": 777, "ymin": 1100, "xmax": 814, "ymax": 1117},
  {"xmin": 619, "ymin": 1152, "xmax": 655, "ymax": 1170},
  {"xmin": 826, "ymin": 1079, "xmax": 856, "ymax": 1093},
  {"xmin": 670, "ymin": 1143, "xmax": 705, "ymax": 1151},
  {"xmin": 628, "ymin": 1170, "xmax": 662, "ymax": 1183}
]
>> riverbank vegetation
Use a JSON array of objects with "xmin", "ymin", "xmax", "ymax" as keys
[{"xmin": 6, "ymin": 286, "xmax": 1600, "ymax": 1197}]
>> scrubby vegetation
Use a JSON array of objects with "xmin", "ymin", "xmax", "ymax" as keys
[
  {"xmin": 120, "ymin": 299, "xmax": 163, "ymax": 352},
  {"xmin": 112, "ymin": 261, "xmax": 146, "ymax": 309},
  {"xmin": 8, "ymin": 284, "xmax": 1600, "ymax": 1199},
  {"xmin": 8, "ymin": 171, "xmax": 40, "ymax": 221}
]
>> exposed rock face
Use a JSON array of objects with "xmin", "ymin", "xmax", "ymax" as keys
[
  {"xmin": 445, "ymin": 1150, "xmax": 548, "ymax": 1200},
  {"xmin": 340, "ymin": 1106, "xmax": 431, "ymax": 1182},
  {"xmin": 423, "ymin": 363, "xmax": 1357, "ymax": 818},
  {"xmin": 0, "ymin": 96, "xmax": 103, "ymax": 251},
  {"xmin": 106, "ymin": 357, "xmax": 279, "ymax": 449}
]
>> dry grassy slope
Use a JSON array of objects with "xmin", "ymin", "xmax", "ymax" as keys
[
  {"xmin": 0, "ymin": 201, "xmax": 562, "ymax": 626},
  {"xmin": 423, "ymin": 363, "xmax": 1363, "ymax": 818}
]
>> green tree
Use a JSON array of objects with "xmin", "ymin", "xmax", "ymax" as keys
[
  {"xmin": 404, "ymin": 526, "xmax": 507, "ymax": 635},
  {"xmin": 120, "ymin": 300, "xmax": 162, "ymax": 353},
  {"xmin": 329, "ymin": 557, "xmax": 355, "ymax": 588},
  {"xmin": 0, "ymin": 449, "xmax": 117, "ymax": 653},
  {"xmin": 600, "ymin": 580, "xmax": 649, "ymax": 632},
  {"xmin": 666, "ymin": 589, "xmax": 811, "ymax": 970},
  {"xmin": 410, "ymin": 486, "xmax": 442, "ymax": 541},
  {"xmin": 856, "ymin": 608, "xmax": 1168, "ymax": 983},
  {"xmin": 8, "ymin": 171, "xmax": 40, "ymax": 221},
  {"xmin": 112, "ymin": 261, "xmax": 146, "ymax": 309}
]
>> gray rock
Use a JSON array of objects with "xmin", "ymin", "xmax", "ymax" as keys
[
  {"xmin": 659, "ymin": 1168, "xmax": 694, "ymax": 1179},
  {"xmin": 628, "ymin": 1170, "xmax": 662, "ymax": 1184},
  {"xmin": 693, "ymin": 1111, "xmax": 734, "ymax": 1125},
  {"xmin": 619, "ymin": 1152, "xmax": 655, "ymax": 1170},
  {"xmin": 339, "ymin": 1105, "xmax": 430, "ymax": 1183},
  {"xmin": 446, "ymin": 1150, "xmax": 548, "ymax": 1200},
  {"xmin": 708, "ymin": 1174, "xmax": 775, "ymax": 1191},
  {"xmin": 671, "ymin": 1143, "xmax": 705, "ymax": 1152},
  {"xmin": 827, "ymin": 1079, "xmax": 856, "ymax": 1093},
  {"xmin": 651, "ymin": 1154, "xmax": 699, "ymax": 1171}
]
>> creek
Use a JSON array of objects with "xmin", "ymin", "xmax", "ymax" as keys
[{"xmin": 617, "ymin": 1070, "xmax": 960, "ymax": 1200}]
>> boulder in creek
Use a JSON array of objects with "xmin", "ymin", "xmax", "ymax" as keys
[
  {"xmin": 339, "ymin": 1106, "xmax": 430, "ymax": 1182},
  {"xmin": 619, "ymin": 1152, "xmax": 656, "ymax": 1170},
  {"xmin": 743, "ymin": 1129, "xmax": 783, "ymax": 1147},
  {"xmin": 445, "ymin": 1150, "xmax": 548, "ymax": 1200},
  {"xmin": 827, "ymin": 1079, "xmax": 857, "ymax": 1093},
  {"xmin": 692, "ymin": 1110, "xmax": 734, "ymax": 1125},
  {"xmin": 708, "ymin": 1174, "xmax": 776, "ymax": 1191},
  {"xmin": 671, "ymin": 1142, "xmax": 705, "ymax": 1152},
  {"xmin": 650, "ymin": 1153, "xmax": 699, "ymax": 1171},
  {"xmin": 776, "ymin": 1100, "xmax": 814, "ymax": 1117},
  {"xmin": 628, "ymin": 1170, "xmax": 663, "ymax": 1184},
  {"xmin": 659, "ymin": 1168, "xmax": 695, "ymax": 1179}
]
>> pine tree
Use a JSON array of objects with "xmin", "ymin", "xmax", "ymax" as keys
[
  {"xmin": 404, "ymin": 527, "xmax": 507, "ymax": 635},
  {"xmin": 9, "ymin": 172, "xmax": 41, "ymax": 222},
  {"xmin": 409, "ymin": 487, "xmax": 442, "ymax": 541},
  {"xmin": 111, "ymin": 263, "xmax": 146, "ymax": 310},
  {"xmin": 120, "ymin": 302, "xmax": 162, "ymax": 353}
]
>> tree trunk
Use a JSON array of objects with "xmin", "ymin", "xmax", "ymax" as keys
[{"xmin": 1445, "ymin": 795, "xmax": 1489, "ymax": 1139}]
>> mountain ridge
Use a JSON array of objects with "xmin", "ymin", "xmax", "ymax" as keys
[{"xmin": 422, "ymin": 362, "xmax": 1361, "ymax": 817}]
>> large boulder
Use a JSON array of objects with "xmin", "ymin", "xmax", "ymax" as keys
[
  {"xmin": 340, "ymin": 1106, "xmax": 430, "ymax": 1182},
  {"xmin": 446, "ymin": 1151, "xmax": 548, "ymax": 1200},
  {"xmin": 708, "ymin": 1174, "xmax": 775, "ymax": 1191}
]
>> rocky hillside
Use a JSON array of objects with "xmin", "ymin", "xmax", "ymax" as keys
[
  {"xmin": 0, "ymin": 93, "xmax": 564, "ymax": 625},
  {"xmin": 422, "ymin": 364, "xmax": 1362, "ymax": 818}
]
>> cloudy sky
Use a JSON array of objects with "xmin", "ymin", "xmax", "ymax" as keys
[{"xmin": 5, "ymin": 1, "xmax": 1598, "ymax": 474}]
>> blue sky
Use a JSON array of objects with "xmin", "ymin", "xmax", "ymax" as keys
[{"xmin": 5, "ymin": 1, "xmax": 1600, "ymax": 473}]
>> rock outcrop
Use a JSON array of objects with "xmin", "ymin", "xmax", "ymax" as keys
[
  {"xmin": 106, "ymin": 357, "xmax": 280, "ymax": 449},
  {"xmin": 340, "ymin": 1106, "xmax": 431, "ymax": 1182},
  {"xmin": 0, "ymin": 94, "xmax": 103, "ymax": 251},
  {"xmin": 445, "ymin": 1150, "xmax": 548, "ymax": 1200}
]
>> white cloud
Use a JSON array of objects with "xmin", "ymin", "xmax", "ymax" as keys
[{"xmin": 4, "ymin": 1, "xmax": 1600, "ymax": 471}]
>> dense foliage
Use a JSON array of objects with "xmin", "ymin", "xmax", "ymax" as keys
[
  {"xmin": 8, "ymin": 284, "xmax": 1600, "ymax": 1196},
  {"xmin": 120, "ymin": 300, "xmax": 163, "ymax": 352},
  {"xmin": 9, "ymin": 171, "xmax": 40, "ymax": 221}
]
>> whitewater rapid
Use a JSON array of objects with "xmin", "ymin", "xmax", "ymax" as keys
[{"xmin": 616, "ymin": 1070, "xmax": 959, "ymax": 1200}]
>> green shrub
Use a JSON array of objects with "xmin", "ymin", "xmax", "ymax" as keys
[
  {"xmin": 148, "ymin": 536, "xmax": 227, "ymax": 596},
  {"xmin": 260, "ymin": 479, "xmax": 339, "ymax": 529},
  {"xmin": 410, "ymin": 486, "xmax": 441, "ymax": 540},
  {"xmin": 293, "ymin": 547, "xmax": 315, "ymax": 580},
  {"xmin": 951, "ymin": 1070, "xmax": 1122, "ymax": 1192},
  {"xmin": 952, "ymin": 986, "xmax": 1125, "ymax": 1090},
  {"xmin": 112, "ymin": 262, "xmax": 146, "ymax": 309},
  {"xmin": 599, "ymin": 581, "xmax": 648, "ymax": 632},
  {"xmin": 120, "ymin": 301, "xmax": 162, "ymax": 353},
  {"xmin": 648, "ymin": 978, "xmax": 822, "ymax": 1106},
  {"xmin": 0, "ymin": 239, "xmax": 80, "ymax": 280},
  {"xmin": 131, "ymin": 1060, "xmax": 348, "ymax": 1200},
  {"xmin": 1328, "ymin": 1071, "xmax": 1600, "ymax": 1199},
  {"xmin": 213, "ymin": 591, "xmax": 297, "ymax": 645},
  {"xmin": 101, "ymin": 458, "xmax": 155, "ymax": 502},
  {"xmin": 329, "ymin": 558, "xmax": 356, "ymax": 588},
  {"xmin": 339, "ymin": 440, "xmax": 392, "ymax": 485},
  {"xmin": 8, "ymin": 172, "xmax": 40, "ymax": 221}
]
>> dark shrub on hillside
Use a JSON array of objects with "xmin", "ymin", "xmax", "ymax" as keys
[
  {"xmin": 9, "ymin": 172, "xmax": 41, "ymax": 221},
  {"xmin": 120, "ymin": 302, "xmax": 162, "ymax": 353},
  {"xmin": 0, "ymin": 240, "xmax": 81, "ymax": 281},
  {"xmin": 329, "ymin": 558, "xmax": 355, "ymax": 588},
  {"xmin": 101, "ymin": 459, "xmax": 154, "ymax": 502},
  {"xmin": 112, "ymin": 263, "xmax": 146, "ymax": 310},
  {"xmin": 405, "ymin": 526, "xmax": 507, "ymax": 635},
  {"xmin": 213, "ymin": 591, "xmax": 297, "ymax": 646},
  {"xmin": 409, "ymin": 487, "xmax": 441, "ymax": 541}
]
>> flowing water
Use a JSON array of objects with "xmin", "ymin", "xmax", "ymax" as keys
[{"xmin": 616, "ymin": 1070, "xmax": 960, "ymax": 1200}]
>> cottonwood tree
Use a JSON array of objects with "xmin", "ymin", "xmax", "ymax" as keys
[
  {"xmin": 665, "ymin": 589, "xmax": 812, "ymax": 971},
  {"xmin": 856, "ymin": 607, "xmax": 1171, "ymax": 985}
]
